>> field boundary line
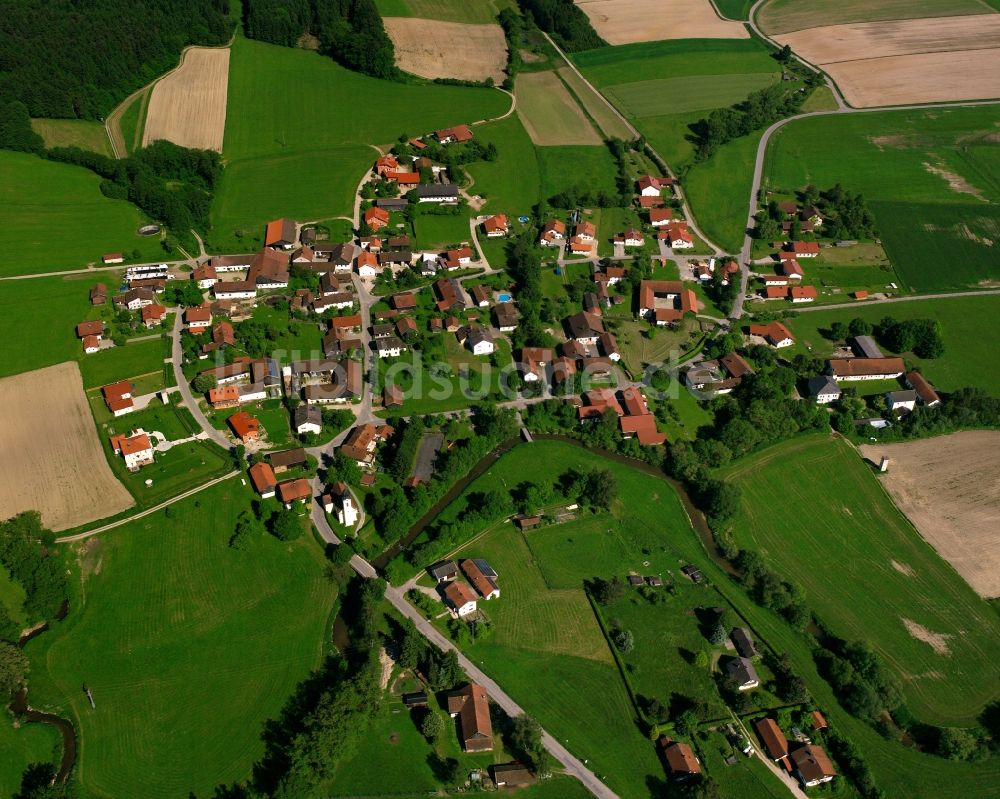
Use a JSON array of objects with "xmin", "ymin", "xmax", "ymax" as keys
[{"xmin": 55, "ymin": 470, "xmax": 239, "ymax": 543}]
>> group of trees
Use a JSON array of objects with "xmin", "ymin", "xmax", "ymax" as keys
[
  {"xmin": 814, "ymin": 638, "xmax": 902, "ymax": 724},
  {"xmin": 734, "ymin": 550, "xmax": 810, "ymax": 630},
  {"xmin": 505, "ymin": 234, "xmax": 554, "ymax": 350},
  {"xmin": 0, "ymin": 0, "xmax": 233, "ymax": 123},
  {"xmin": 516, "ymin": 0, "xmax": 607, "ymax": 52},
  {"xmin": 875, "ymin": 316, "xmax": 944, "ymax": 359},
  {"xmin": 691, "ymin": 84, "xmax": 808, "ymax": 162},
  {"xmin": 817, "ymin": 183, "xmax": 878, "ymax": 240},
  {"xmin": 242, "ymin": 0, "xmax": 395, "ymax": 79}
]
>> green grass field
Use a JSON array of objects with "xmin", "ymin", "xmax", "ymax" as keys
[
  {"xmin": 0, "ymin": 151, "xmax": 170, "ymax": 276},
  {"xmin": 212, "ymin": 37, "xmax": 508, "ymax": 251},
  {"xmin": 538, "ymin": 145, "xmax": 620, "ymax": 205},
  {"xmin": 412, "ymin": 211, "xmax": 473, "ymax": 249},
  {"xmin": 713, "ymin": 0, "xmax": 753, "ymax": 19},
  {"xmin": 374, "ymin": 0, "xmax": 513, "ymax": 24},
  {"xmin": 723, "ymin": 434, "xmax": 1000, "ymax": 726},
  {"xmin": 30, "ymin": 119, "xmax": 113, "ymax": 156},
  {"xmin": 605, "ymin": 72, "xmax": 779, "ymax": 117},
  {"xmin": 757, "ymin": 0, "xmax": 995, "ymax": 35},
  {"xmin": 785, "ymin": 294, "xmax": 1000, "ymax": 394},
  {"xmin": 0, "ymin": 273, "xmax": 122, "ymax": 379},
  {"xmin": 464, "ymin": 114, "xmax": 541, "ymax": 215},
  {"xmin": 0, "ymin": 719, "xmax": 59, "ymax": 799},
  {"xmin": 27, "ymin": 481, "xmax": 337, "ymax": 799},
  {"xmin": 515, "ymin": 70, "xmax": 604, "ymax": 146},
  {"xmin": 765, "ymin": 106, "xmax": 1000, "ymax": 291},
  {"xmin": 78, "ymin": 338, "xmax": 165, "ymax": 389}
]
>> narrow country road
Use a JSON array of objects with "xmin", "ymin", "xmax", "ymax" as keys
[
  {"xmin": 55, "ymin": 471, "xmax": 238, "ymax": 543},
  {"xmin": 794, "ymin": 288, "xmax": 1000, "ymax": 313},
  {"xmin": 170, "ymin": 310, "xmax": 233, "ymax": 450}
]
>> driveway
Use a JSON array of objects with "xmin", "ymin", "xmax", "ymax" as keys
[{"xmin": 169, "ymin": 311, "xmax": 232, "ymax": 451}]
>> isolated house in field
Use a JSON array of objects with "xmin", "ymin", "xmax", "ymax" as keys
[
  {"xmin": 435, "ymin": 124, "xmax": 473, "ymax": 144},
  {"xmin": 447, "ymin": 683, "xmax": 493, "ymax": 752},
  {"xmin": 264, "ymin": 218, "xmax": 297, "ymax": 249},
  {"xmin": 109, "ymin": 431, "xmax": 154, "ymax": 471},
  {"xmin": 443, "ymin": 580, "xmax": 478, "ymax": 617},
  {"xmin": 461, "ymin": 559, "xmax": 500, "ymax": 600},
  {"xmin": 539, "ymin": 219, "xmax": 566, "ymax": 246},
  {"xmin": 483, "ymin": 214, "xmax": 508, "ymax": 237},
  {"xmin": 753, "ymin": 718, "xmax": 789, "ymax": 765},
  {"xmin": 364, "ymin": 206, "xmax": 390, "ymax": 231},
  {"xmin": 657, "ymin": 737, "xmax": 701, "ymax": 781},
  {"xmin": 228, "ymin": 411, "xmax": 260, "ymax": 443},
  {"xmin": 248, "ymin": 461, "xmax": 277, "ymax": 498},
  {"xmin": 725, "ymin": 657, "xmax": 760, "ymax": 690},
  {"xmin": 102, "ymin": 380, "xmax": 134, "ymax": 417},
  {"xmin": 791, "ymin": 745, "xmax": 837, "ymax": 787},
  {"xmin": 749, "ymin": 321, "xmax": 795, "ymax": 348},
  {"xmin": 102, "ymin": 252, "xmax": 124, "ymax": 265}
]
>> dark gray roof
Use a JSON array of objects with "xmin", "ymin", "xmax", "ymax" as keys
[
  {"xmin": 726, "ymin": 657, "xmax": 760, "ymax": 687},
  {"xmin": 413, "ymin": 184, "xmax": 459, "ymax": 199},
  {"xmin": 852, "ymin": 335, "xmax": 883, "ymax": 359},
  {"xmin": 888, "ymin": 390, "xmax": 918, "ymax": 403},
  {"xmin": 472, "ymin": 559, "xmax": 496, "ymax": 578},
  {"xmin": 294, "ymin": 404, "xmax": 322, "ymax": 426},
  {"xmin": 731, "ymin": 627, "xmax": 758, "ymax": 658},
  {"xmin": 807, "ymin": 375, "xmax": 841, "ymax": 397},
  {"xmin": 429, "ymin": 561, "xmax": 458, "ymax": 580}
]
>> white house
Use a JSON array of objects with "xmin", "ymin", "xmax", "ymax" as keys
[
  {"xmin": 294, "ymin": 405, "xmax": 322, "ymax": 435},
  {"xmin": 808, "ymin": 376, "xmax": 841, "ymax": 404},
  {"xmin": 111, "ymin": 431, "xmax": 154, "ymax": 471},
  {"xmin": 887, "ymin": 389, "xmax": 917, "ymax": 414},
  {"xmin": 377, "ymin": 336, "xmax": 407, "ymax": 358},
  {"xmin": 238, "ymin": 383, "xmax": 268, "ymax": 403},
  {"xmin": 467, "ymin": 329, "xmax": 495, "ymax": 356},
  {"xmin": 356, "ymin": 251, "xmax": 378, "ymax": 277},
  {"xmin": 337, "ymin": 493, "xmax": 358, "ymax": 527},
  {"xmin": 444, "ymin": 581, "xmax": 478, "ymax": 617},
  {"xmin": 665, "ymin": 223, "xmax": 693, "ymax": 249},
  {"xmin": 213, "ymin": 283, "xmax": 257, "ymax": 300},
  {"xmin": 621, "ymin": 228, "xmax": 644, "ymax": 247}
]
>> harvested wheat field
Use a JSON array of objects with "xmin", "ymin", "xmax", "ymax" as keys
[
  {"xmin": 0, "ymin": 362, "xmax": 133, "ymax": 530},
  {"xmin": 860, "ymin": 431, "xmax": 1000, "ymax": 598},
  {"xmin": 758, "ymin": 0, "xmax": 995, "ymax": 36},
  {"xmin": 516, "ymin": 71, "xmax": 603, "ymax": 145},
  {"xmin": 575, "ymin": 0, "xmax": 747, "ymax": 44},
  {"xmin": 142, "ymin": 47, "xmax": 230, "ymax": 151},
  {"xmin": 776, "ymin": 15, "xmax": 1000, "ymax": 107},
  {"xmin": 383, "ymin": 18, "xmax": 507, "ymax": 84}
]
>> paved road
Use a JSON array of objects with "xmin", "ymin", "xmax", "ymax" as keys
[
  {"xmin": 384, "ymin": 586, "xmax": 621, "ymax": 798},
  {"xmin": 55, "ymin": 470, "xmax": 239, "ymax": 543},
  {"xmin": 794, "ymin": 288, "xmax": 1000, "ymax": 313},
  {"xmin": 169, "ymin": 310, "xmax": 233, "ymax": 450}
]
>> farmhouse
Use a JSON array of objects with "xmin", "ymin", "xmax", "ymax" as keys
[
  {"xmin": 483, "ymin": 214, "xmax": 508, "ymax": 237},
  {"xmin": 375, "ymin": 154, "xmax": 398, "ymax": 176},
  {"xmin": 90, "ymin": 284, "xmax": 107, "ymax": 305},
  {"xmin": 664, "ymin": 222, "xmax": 693, "ymax": 249},
  {"xmin": 228, "ymin": 411, "xmax": 260, "ymax": 443},
  {"xmin": 649, "ymin": 207, "xmax": 673, "ymax": 227},
  {"xmin": 491, "ymin": 763, "xmax": 533, "ymax": 788},
  {"xmin": 102, "ymin": 380, "xmax": 134, "ymax": 416},
  {"xmin": 852, "ymin": 335, "xmax": 884, "ymax": 359},
  {"xmin": 116, "ymin": 288, "xmax": 156, "ymax": 311},
  {"xmin": 340, "ymin": 423, "xmax": 393, "ymax": 468},
  {"xmin": 638, "ymin": 280, "xmax": 696, "ymax": 325},
  {"xmin": 887, "ymin": 389, "xmax": 918, "ymax": 414},
  {"xmin": 619, "ymin": 387, "xmax": 666, "ymax": 446},
  {"xmin": 209, "ymin": 254, "xmax": 254, "ymax": 271},
  {"xmin": 207, "ymin": 385, "xmax": 239, "ymax": 408},
  {"xmin": 429, "ymin": 561, "xmax": 458, "ymax": 583},
  {"xmin": 807, "ymin": 376, "xmax": 842, "ymax": 404},
  {"xmin": 434, "ymin": 278, "xmax": 464, "ymax": 311},
  {"xmin": 376, "ymin": 336, "xmax": 407, "ymax": 358},
  {"xmin": 906, "ymin": 371, "xmax": 941, "ymax": 407},
  {"xmin": 578, "ymin": 388, "xmax": 623, "ymax": 420},
  {"xmin": 391, "ymin": 292, "xmax": 416, "ymax": 311},
  {"xmin": 443, "ymin": 580, "xmax": 478, "ymax": 617},
  {"xmin": 356, "ymin": 250, "xmax": 379, "ymax": 277},
  {"xmin": 461, "ymin": 559, "xmax": 500, "ymax": 600},
  {"xmin": 789, "ymin": 285, "xmax": 817, "ymax": 303},
  {"xmin": 447, "ymin": 683, "xmax": 493, "ymax": 752},
  {"xmin": 731, "ymin": 627, "xmax": 758, "ymax": 658},
  {"xmin": 828, "ymin": 357, "xmax": 905, "ymax": 381},
  {"xmin": 749, "ymin": 322, "xmax": 794, "ymax": 348},
  {"xmin": 294, "ymin": 405, "xmax": 322, "ymax": 435},
  {"xmin": 754, "ymin": 718, "xmax": 789, "ymax": 764},
  {"xmin": 637, "ymin": 175, "xmax": 672, "ymax": 197},
  {"xmin": 657, "ymin": 737, "xmax": 701, "ymax": 781},
  {"xmin": 301, "ymin": 359, "xmax": 362, "ymax": 404},
  {"xmin": 76, "ymin": 320, "xmax": 104, "ymax": 339},
  {"xmin": 248, "ymin": 248, "xmax": 290, "ymax": 289},
  {"xmin": 109, "ymin": 431, "xmax": 154, "ymax": 471},
  {"xmin": 364, "ymin": 206, "xmax": 390, "ymax": 231},
  {"xmin": 192, "ymin": 264, "xmax": 218, "ymax": 289},
  {"xmin": 185, "ymin": 305, "xmax": 213, "ymax": 329},
  {"xmin": 725, "ymin": 657, "xmax": 760, "ymax": 690},
  {"xmin": 786, "ymin": 241, "xmax": 820, "ymax": 258},
  {"xmin": 413, "ymin": 184, "xmax": 459, "ymax": 203},
  {"xmin": 277, "ymin": 478, "xmax": 311, "ymax": 507},
  {"xmin": 264, "ymin": 218, "xmax": 297, "ymax": 249},
  {"xmin": 566, "ymin": 311, "xmax": 605, "ymax": 344},
  {"xmin": 782, "ymin": 259, "xmax": 804, "ymax": 279},
  {"xmin": 269, "ymin": 448, "xmax": 307, "ymax": 474},
  {"xmin": 248, "ymin": 462, "xmax": 277, "ymax": 498},
  {"xmin": 102, "ymin": 252, "xmax": 124, "ymax": 265},
  {"xmin": 539, "ymin": 220, "xmax": 566, "ymax": 246},
  {"xmin": 466, "ymin": 328, "xmax": 495, "ymax": 356},
  {"xmin": 212, "ymin": 281, "xmax": 257, "ymax": 300},
  {"xmin": 791, "ymin": 745, "xmax": 837, "ymax": 787},
  {"xmin": 386, "ymin": 170, "xmax": 420, "ymax": 186},
  {"xmin": 435, "ymin": 125, "xmax": 473, "ymax": 144}
]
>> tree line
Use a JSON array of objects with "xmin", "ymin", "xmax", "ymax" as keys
[
  {"xmin": 242, "ymin": 0, "xmax": 395, "ymax": 79},
  {"xmin": 0, "ymin": 0, "xmax": 233, "ymax": 121},
  {"xmin": 516, "ymin": 0, "xmax": 607, "ymax": 52}
]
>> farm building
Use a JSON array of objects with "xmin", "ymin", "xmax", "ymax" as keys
[
  {"xmin": 248, "ymin": 462, "xmax": 277, "ymax": 498},
  {"xmin": 447, "ymin": 683, "xmax": 493, "ymax": 752},
  {"xmin": 109, "ymin": 431, "xmax": 154, "ymax": 471},
  {"xmin": 443, "ymin": 580, "xmax": 478, "ymax": 617},
  {"xmin": 791, "ymin": 745, "xmax": 837, "ymax": 787},
  {"xmin": 264, "ymin": 218, "xmax": 297, "ymax": 249},
  {"xmin": 657, "ymin": 737, "xmax": 701, "ymax": 781}
]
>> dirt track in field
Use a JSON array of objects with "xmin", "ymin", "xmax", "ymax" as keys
[
  {"xmin": 142, "ymin": 47, "xmax": 230, "ymax": 151},
  {"xmin": 860, "ymin": 431, "xmax": 1000, "ymax": 598},
  {"xmin": 0, "ymin": 362, "xmax": 133, "ymax": 531},
  {"xmin": 383, "ymin": 18, "xmax": 507, "ymax": 84},
  {"xmin": 575, "ymin": 0, "xmax": 747, "ymax": 44},
  {"xmin": 775, "ymin": 15, "xmax": 1000, "ymax": 107}
]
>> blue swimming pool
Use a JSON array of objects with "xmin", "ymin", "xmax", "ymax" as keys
[{"xmin": 498, "ymin": 293, "xmax": 512, "ymax": 302}]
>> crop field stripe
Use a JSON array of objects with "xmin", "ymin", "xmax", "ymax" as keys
[
  {"xmin": 515, "ymin": 70, "xmax": 603, "ymax": 145},
  {"xmin": 604, "ymin": 71, "xmax": 779, "ymax": 116},
  {"xmin": 758, "ymin": 0, "xmax": 997, "ymax": 35}
]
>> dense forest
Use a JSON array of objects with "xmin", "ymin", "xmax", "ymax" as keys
[
  {"xmin": 0, "ymin": 0, "xmax": 234, "ymax": 119},
  {"xmin": 243, "ymin": 0, "xmax": 395, "ymax": 79},
  {"xmin": 516, "ymin": 0, "xmax": 606, "ymax": 52}
]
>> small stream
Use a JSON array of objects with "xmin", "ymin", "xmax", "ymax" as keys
[{"xmin": 11, "ymin": 600, "xmax": 76, "ymax": 785}]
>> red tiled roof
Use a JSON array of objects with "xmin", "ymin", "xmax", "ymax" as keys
[{"xmin": 248, "ymin": 462, "xmax": 277, "ymax": 494}]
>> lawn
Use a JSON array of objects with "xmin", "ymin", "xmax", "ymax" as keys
[
  {"xmin": 537, "ymin": 145, "xmax": 620, "ymax": 205},
  {"xmin": 722, "ymin": 434, "xmax": 1000, "ymax": 727},
  {"xmin": 250, "ymin": 304, "xmax": 324, "ymax": 360},
  {"xmin": 0, "ymin": 719, "xmax": 59, "ymax": 799},
  {"xmin": 0, "ymin": 273, "xmax": 122, "ymax": 379},
  {"xmin": 0, "ymin": 151, "xmax": 172, "ymax": 276},
  {"xmin": 784, "ymin": 293, "xmax": 1000, "ymax": 394},
  {"xmin": 78, "ymin": 338, "xmax": 166, "ymax": 390},
  {"xmin": 212, "ymin": 37, "xmax": 508, "ymax": 251},
  {"xmin": 464, "ymin": 114, "xmax": 542, "ymax": 215},
  {"xmin": 30, "ymin": 119, "xmax": 113, "ymax": 156},
  {"xmin": 28, "ymin": 481, "xmax": 337, "ymax": 799},
  {"xmin": 764, "ymin": 106, "xmax": 1000, "ymax": 291},
  {"xmin": 412, "ymin": 210, "xmax": 474, "ymax": 250}
]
